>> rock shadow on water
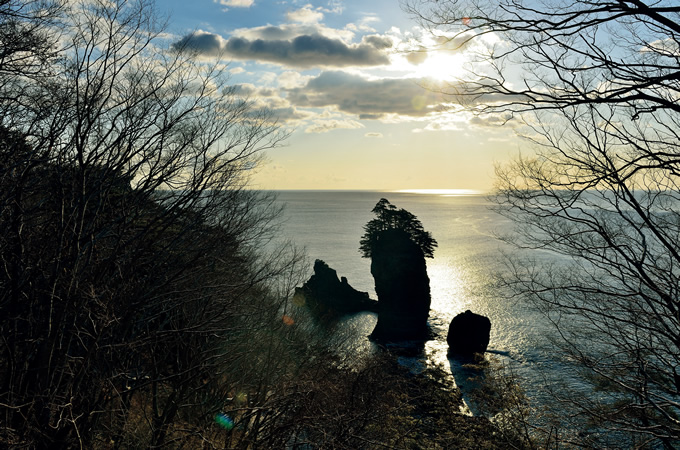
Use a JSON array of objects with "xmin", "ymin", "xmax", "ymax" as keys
[
  {"xmin": 448, "ymin": 353, "xmax": 488, "ymax": 416},
  {"xmin": 445, "ymin": 310, "xmax": 498, "ymax": 416},
  {"xmin": 448, "ymin": 350, "xmax": 523, "ymax": 420},
  {"xmin": 374, "ymin": 334, "xmax": 428, "ymax": 358}
]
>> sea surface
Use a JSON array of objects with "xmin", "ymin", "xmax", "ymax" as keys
[{"xmin": 273, "ymin": 190, "xmax": 573, "ymax": 412}]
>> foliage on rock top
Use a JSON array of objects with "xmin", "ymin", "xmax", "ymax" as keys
[{"xmin": 359, "ymin": 198, "xmax": 437, "ymax": 259}]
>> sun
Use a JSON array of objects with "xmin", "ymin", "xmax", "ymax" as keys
[{"xmin": 412, "ymin": 51, "xmax": 469, "ymax": 81}]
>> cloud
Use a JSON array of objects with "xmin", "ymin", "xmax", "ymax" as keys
[
  {"xmin": 272, "ymin": 106, "xmax": 312, "ymax": 122},
  {"xmin": 406, "ymin": 48, "xmax": 428, "ymax": 65},
  {"xmin": 641, "ymin": 38, "xmax": 680, "ymax": 55},
  {"xmin": 172, "ymin": 30, "xmax": 391, "ymax": 68},
  {"xmin": 215, "ymin": 0, "xmax": 254, "ymax": 7},
  {"xmin": 258, "ymin": 71, "xmax": 277, "ymax": 84},
  {"xmin": 320, "ymin": 1, "xmax": 343, "ymax": 14},
  {"xmin": 230, "ymin": 84, "xmax": 312, "ymax": 124},
  {"xmin": 365, "ymin": 132, "xmax": 383, "ymax": 138},
  {"xmin": 359, "ymin": 113, "xmax": 384, "ymax": 120},
  {"xmin": 277, "ymin": 71, "xmax": 310, "ymax": 89},
  {"xmin": 231, "ymin": 22, "xmax": 353, "ymax": 42},
  {"xmin": 412, "ymin": 121, "xmax": 462, "ymax": 133},
  {"xmin": 286, "ymin": 71, "xmax": 445, "ymax": 117},
  {"xmin": 172, "ymin": 30, "xmax": 225, "ymax": 55},
  {"xmin": 434, "ymin": 32, "xmax": 476, "ymax": 52},
  {"xmin": 305, "ymin": 118, "xmax": 364, "ymax": 133},
  {"xmin": 393, "ymin": 30, "xmax": 477, "ymax": 68},
  {"xmin": 361, "ymin": 34, "xmax": 393, "ymax": 50},
  {"xmin": 287, "ymin": 5, "xmax": 324, "ymax": 24},
  {"xmin": 347, "ymin": 15, "xmax": 380, "ymax": 33},
  {"xmin": 225, "ymin": 34, "xmax": 389, "ymax": 67},
  {"xmin": 468, "ymin": 114, "xmax": 515, "ymax": 127},
  {"xmin": 233, "ymin": 83, "xmax": 278, "ymax": 97}
]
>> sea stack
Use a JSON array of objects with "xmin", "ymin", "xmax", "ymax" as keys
[
  {"xmin": 369, "ymin": 229, "xmax": 431, "ymax": 341},
  {"xmin": 447, "ymin": 310, "xmax": 491, "ymax": 356},
  {"xmin": 294, "ymin": 259, "xmax": 378, "ymax": 317}
]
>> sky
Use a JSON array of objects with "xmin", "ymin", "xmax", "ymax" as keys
[{"xmin": 159, "ymin": 0, "xmax": 521, "ymax": 191}]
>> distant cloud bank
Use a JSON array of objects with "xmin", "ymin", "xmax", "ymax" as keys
[
  {"xmin": 172, "ymin": 30, "xmax": 391, "ymax": 68},
  {"xmin": 167, "ymin": 5, "xmax": 497, "ymax": 135},
  {"xmin": 286, "ymin": 71, "xmax": 443, "ymax": 117}
]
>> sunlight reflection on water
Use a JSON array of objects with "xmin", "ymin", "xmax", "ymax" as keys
[
  {"xmin": 274, "ymin": 190, "xmax": 570, "ymax": 410},
  {"xmin": 394, "ymin": 189, "xmax": 486, "ymax": 196}
]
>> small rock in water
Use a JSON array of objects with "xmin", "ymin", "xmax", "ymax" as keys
[{"xmin": 447, "ymin": 310, "xmax": 491, "ymax": 356}]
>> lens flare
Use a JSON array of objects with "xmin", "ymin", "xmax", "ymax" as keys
[
  {"xmin": 292, "ymin": 292, "xmax": 306, "ymax": 307},
  {"xmin": 215, "ymin": 413, "xmax": 234, "ymax": 430}
]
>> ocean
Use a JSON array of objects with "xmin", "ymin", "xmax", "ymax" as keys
[{"xmin": 273, "ymin": 190, "xmax": 570, "ymax": 410}]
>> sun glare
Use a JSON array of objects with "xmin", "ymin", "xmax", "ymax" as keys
[
  {"xmin": 412, "ymin": 52, "xmax": 468, "ymax": 81},
  {"xmin": 395, "ymin": 189, "xmax": 484, "ymax": 196}
]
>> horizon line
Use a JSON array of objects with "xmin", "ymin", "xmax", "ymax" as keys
[{"xmin": 257, "ymin": 188, "xmax": 489, "ymax": 196}]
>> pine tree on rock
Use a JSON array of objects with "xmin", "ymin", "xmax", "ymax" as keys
[
  {"xmin": 359, "ymin": 198, "xmax": 437, "ymax": 259},
  {"xmin": 360, "ymin": 199, "xmax": 436, "ymax": 341}
]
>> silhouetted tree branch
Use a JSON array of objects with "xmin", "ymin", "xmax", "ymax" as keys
[
  {"xmin": 0, "ymin": 0, "xmax": 305, "ymax": 447},
  {"xmin": 407, "ymin": 0, "xmax": 680, "ymax": 446}
]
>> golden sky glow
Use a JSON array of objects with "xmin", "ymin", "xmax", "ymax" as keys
[{"xmin": 163, "ymin": 0, "xmax": 520, "ymax": 190}]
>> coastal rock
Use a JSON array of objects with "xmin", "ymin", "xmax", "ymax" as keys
[
  {"xmin": 447, "ymin": 310, "xmax": 491, "ymax": 356},
  {"xmin": 370, "ymin": 229, "xmax": 431, "ymax": 341},
  {"xmin": 294, "ymin": 259, "xmax": 378, "ymax": 317}
]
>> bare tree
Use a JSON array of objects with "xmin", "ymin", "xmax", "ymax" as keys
[
  {"xmin": 0, "ymin": 0, "xmax": 310, "ymax": 447},
  {"xmin": 0, "ymin": 0, "xmax": 63, "ymax": 78},
  {"xmin": 406, "ymin": 0, "xmax": 680, "ymax": 447}
]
